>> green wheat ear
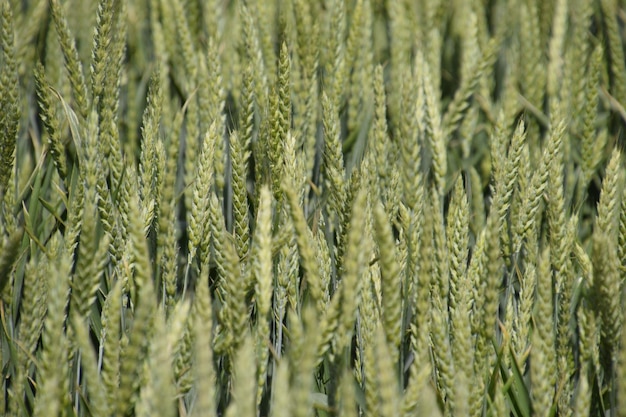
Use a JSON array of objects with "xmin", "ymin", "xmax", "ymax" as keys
[
  {"xmin": 0, "ymin": 0, "xmax": 19, "ymax": 195},
  {"xmin": 230, "ymin": 129, "xmax": 251, "ymax": 260},
  {"xmin": 188, "ymin": 126, "xmax": 216, "ymax": 264},
  {"xmin": 373, "ymin": 202, "xmax": 402, "ymax": 361},
  {"xmin": 283, "ymin": 179, "xmax": 324, "ymax": 312},
  {"xmin": 224, "ymin": 333, "xmax": 256, "ymax": 417},
  {"xmin": 72, "ymin": 313, "xmax": 108, "ymax": 417},
  {"xmin": 137, "ymin": 301, "xmax": 188, "ymax": 417},
  {"xmin": 49, "ymin": 0, "xmax": 90, "ymax": 121},
  {"xmin": 601, "ymin": 0, "xmax": 626, "ymax": 106},
  {"xmin": 117, "ymin": 276, "xmax": 156, "ymax": 416},
  {"xmin": 34, "ymin": 63, "xmax": 67, "ymax": 180},
  {"xmin": 336, "ymin": 185, "xmax": 368, "ymax": 355},
  {"xmin": 251, "ymin": 186, "xmax": 273, "ymax": 405},
  {"xmin": 0, "ymin": 227, "xmax": 23, "ymax": 294},
  {"xmin": 33, "ymin": 236, "xmax": 71, "ymax": 417},
  {"xmin": 191, "ymin": 260, "xmax": 216, "ymax": 417},
  {"xmin": 100, "ymin": 279, "xmax": 123, "ymax": 412}
]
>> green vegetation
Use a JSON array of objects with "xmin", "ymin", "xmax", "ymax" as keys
[{"xmin": 1, "ymin": 0, "xmax": 626, "ymax": 415}]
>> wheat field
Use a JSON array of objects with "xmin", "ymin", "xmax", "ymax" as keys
[{"xmin": 1, "ymin": 0, "xmax": 626, "ymax": 416}]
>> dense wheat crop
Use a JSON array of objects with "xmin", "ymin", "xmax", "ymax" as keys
[{"xmin": 2, "ymin": 0, "xmax": 626, "ymax": 416}]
